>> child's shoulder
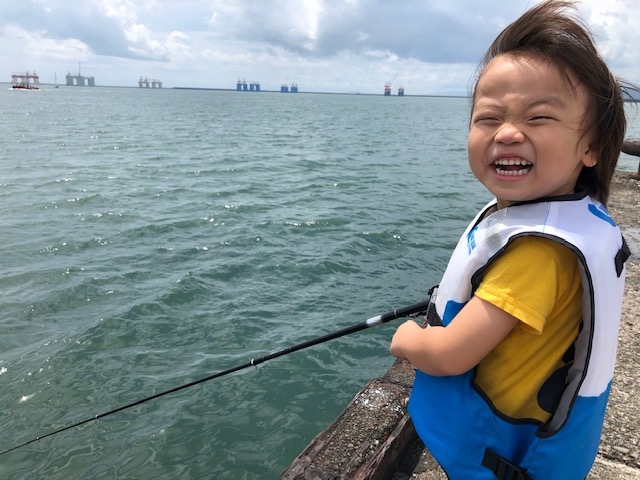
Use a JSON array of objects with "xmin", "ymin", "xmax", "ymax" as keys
[{"xmin": 507, "ymin": 236, "xmax": 577, "ymax": 264}]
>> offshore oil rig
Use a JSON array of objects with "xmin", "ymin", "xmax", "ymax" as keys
[
  {"xmin": 66, "ymin": 62, "xmax": 95, "ymax": 86},
  {"xmin": 280, "ymin": 82, "xmax": 299, "ymax": 93},
  {"xmin": 139, "ymin": 77, "xmax": 162, "ymax": 88},
  {"xmin": 384, "ymin": 73, "xmax": 404, "ymax": 96},
  {"xmin": 11, "ymin": 70, "xmax": 40, "ymax": 90},
  {"xmin": 236, "ymin": 78, "xmax": 261, "ymax": 91},
  {"xmin": 384, "ymin": 82, "xmax": 405, "ymax": 96}
]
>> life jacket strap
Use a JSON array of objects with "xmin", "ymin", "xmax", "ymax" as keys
[
  {"xmin": 481, "ymin": 449, "xmax": 532, "ymax": 480},
  {"xmin": 424, "ymin": 285, "xmax": 443, "ymax": 327},
  {"xmin": 615, "ymin": 236, "xmax": 631, "ymax": 277}
]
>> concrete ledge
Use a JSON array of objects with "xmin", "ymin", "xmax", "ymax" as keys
[{"xmin": 280, "ymin": 360, "xmax": 421, "ymax": 480}]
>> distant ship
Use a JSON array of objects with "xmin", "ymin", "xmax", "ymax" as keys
[{"xmin": 11, "ymin": 70, "xmax": 40, "ymax": 90}]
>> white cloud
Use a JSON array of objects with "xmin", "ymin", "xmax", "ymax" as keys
[
  {"xmin": 583, "ymin": 0, "xmax": 640, "ymax": 81},
  {"xmin": 0, "ymin": 0, "xmax": 638, "ymax": 94}
]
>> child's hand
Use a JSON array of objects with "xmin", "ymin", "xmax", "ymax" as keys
[
  {"xmin": 389, "ymin": 296, "xmax": 518, "ymax": 376},
  {"xmin": 390, "ymin": 320, "xmax": 422, "ymax": 361}
]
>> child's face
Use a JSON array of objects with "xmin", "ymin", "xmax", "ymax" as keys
[{"xmin": 468, "ymin": 54, "xmax": 596, "ymax": 209}]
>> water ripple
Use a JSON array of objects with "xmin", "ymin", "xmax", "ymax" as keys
[{"xmin": 0, "ymin": 89, "xmax": 514, "ymax": 478}]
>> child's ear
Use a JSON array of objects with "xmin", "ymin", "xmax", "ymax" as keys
[{"xmin": 581, "ymin": 142, "xmax": 598, "ymax": 167}]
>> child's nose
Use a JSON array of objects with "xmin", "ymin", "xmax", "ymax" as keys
[{"xmin": 494, "ymin": 123, "xmax": 525, "ymax": 144}]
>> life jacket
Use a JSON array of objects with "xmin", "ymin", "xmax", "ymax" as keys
[{"xmin": 409, "ymin": 193, "xmax": 630, "ymax": 480}]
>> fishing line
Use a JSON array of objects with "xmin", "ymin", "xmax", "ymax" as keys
[{"xmin": 0, "ymin": 298, "xmax": 430, "ymax": 457}]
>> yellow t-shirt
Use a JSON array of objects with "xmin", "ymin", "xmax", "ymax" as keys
[{"xmin": 473, "ymin": 236, "xmax": 582, "ymax": 423}]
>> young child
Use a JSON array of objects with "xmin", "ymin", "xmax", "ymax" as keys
[{"xmin": 390, "ymin": 1, "xmax": 631, "ymax": 479}]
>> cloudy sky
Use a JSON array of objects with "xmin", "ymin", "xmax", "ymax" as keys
[{"xmin": 2, "ymin": 0, "xmax": 639, "ymax": 95}]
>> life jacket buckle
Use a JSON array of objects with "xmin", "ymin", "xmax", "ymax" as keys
[{"xmin": 482, "ymin": 449, "xmax": 532, "ymax": 480}]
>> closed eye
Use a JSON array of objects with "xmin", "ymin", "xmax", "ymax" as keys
[
  {"xmin": 473, "ymin": 116, "xmax": 501, "ymax": 125},
  {"xmin": 529, "ymin": 115, "xmax": 554, "ymax": 122}
]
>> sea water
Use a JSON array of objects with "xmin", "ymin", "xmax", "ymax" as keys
[{"xmin": 0, "ymin": 86, "xmax": 638, "ymax": 479}]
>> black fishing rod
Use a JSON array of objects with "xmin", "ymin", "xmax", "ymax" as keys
[{"xmin": 0, "ymin": 298, "xmax": 430, "ymax": 457}]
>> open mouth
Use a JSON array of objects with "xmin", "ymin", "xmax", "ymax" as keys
[{"xmin": 494, "ymin": 159, "xmax": 532, "ymax": 176}]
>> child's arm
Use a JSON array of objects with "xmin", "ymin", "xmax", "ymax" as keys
[{"xmin": 390, "ymin": 295, "xmax": 519, "ymax": 376}]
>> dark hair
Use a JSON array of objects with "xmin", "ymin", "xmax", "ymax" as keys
[{"xmin": 471, "ymin": 0, "xmax": 627, "ymax": 206}]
